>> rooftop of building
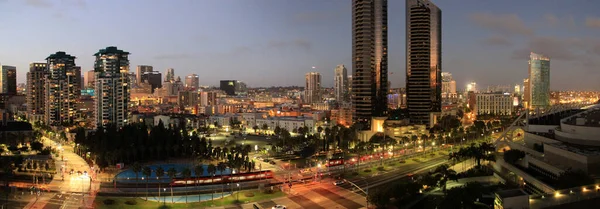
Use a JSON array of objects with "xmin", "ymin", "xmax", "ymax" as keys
[
  {"xmin": 529, "ymin": 131, "xmax": 600, "ymax": 156},
  {"xmin": 563, "ymin": 107, "xmax": 600, "ymax": 127},
  {"xmin": 528, "ymin": 109, "xmax": 584, "ymax": 125},
  {"xmin": 547, "ymin": 140, "xmax": 600, "ymax": 156},
  {"xmin": 94, "ymin": 46, "xmax": 130, "ymax": 56},
  {"xmin": 495, "ymin": 189, "xmax": 528, "ymax": 198},
  {"xmin": 46, "ymin": 51, "xmax": 76, "ymax": 60}
]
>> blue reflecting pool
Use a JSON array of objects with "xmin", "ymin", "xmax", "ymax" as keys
[{"xmin": 115, "ymin": 163, "xmax": 232, "ymax": 183}]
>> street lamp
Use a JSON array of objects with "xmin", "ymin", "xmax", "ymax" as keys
[{"xmin": 236, "ymin": 183, "xmax": 240, "ymax": 201}]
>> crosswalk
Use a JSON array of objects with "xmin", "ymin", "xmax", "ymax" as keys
[{"xmin": 208, "ymin": 182, "xmax": 367, "ymax": 209}]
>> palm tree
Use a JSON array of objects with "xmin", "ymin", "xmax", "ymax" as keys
[
  {"xmin": 207, "ymin": 163, "xmax": 217, "ymax": 201},
  {"xmin": 434, "ymin": 164, "xmax": 458, "ymax": 193},
  {"xmin": 142, "ymin": 166, "xmax": 152, "ymax": 201},
  {"xmin": 194, "ymin": 165, "xmax": 204, "ymax": 202},
  {"xmin": 182, "ymin": 168, "xmax": 192, "ymax": 203},
  {"xmin": 155, "ymin": 166, "xmax": 165, "ymax": 204},
  {"xmin": 132, "ymin": 162, "xmax": 142, "ymax": 196},
  {"xmin": 167, "ymin": 167, "xmax": 177, "ymax": 203}
]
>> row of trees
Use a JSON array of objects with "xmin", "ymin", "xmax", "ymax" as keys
[
  {"xmin": 73, "ymin": 122, "xmax": 255, "ymax": 171},
  {"xmin": 449, "ymin": 142, "xmax": 496, "ymax": 167}
]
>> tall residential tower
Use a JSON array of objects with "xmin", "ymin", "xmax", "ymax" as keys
[
  {"xmin": 93, "ymin": 46, "xmax": 130, "ymax": 128},
  {"xmin": 352, "ymin": 0, "xmax": 389, "ymax": 127},
  {"xmin": 406, "ymin": 0, "xmax": 442, "ymax": 127},
  {"xmin": 26, "ymin": 63, "xmax": 48, "ymax": 122},
  {"xmin": 305, "ymin": 72, "xmax": 321, "ymax": 104},
  {"xmin": 44, "ymin": 52, "xmax": 80, "ymax": 126},
  {"xmin": 334, "ymin": 64, "xmax": 349, "ymax": 102}
]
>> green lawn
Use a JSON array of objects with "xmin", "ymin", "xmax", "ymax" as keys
[{"xmin": 94, "ymin": 189, "xmax": 285, "ymax": 209}]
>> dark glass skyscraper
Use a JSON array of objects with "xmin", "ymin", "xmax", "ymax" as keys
[
  {"xmin": 406, "ymin": 0, "xmax": 441, "ymax": 127},
  {"xmin": 528, "ymin": 52, "xmax": 550, "ymax": 109},
  {"xmin": 352, "ymin": 0, "xmax": 388, "ymax": 128}
]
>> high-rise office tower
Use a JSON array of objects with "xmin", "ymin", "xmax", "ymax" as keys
[
  {"xmin": 0, "ymin": 65, "xmax": 17, "ymax": 95},
  {"xmin": 334, "ymin": 65, "xmax": 349, "ymax": 102},
  {"xmin": 441, "ymin": 72, "xmax": 456, "ymax": 103},
  {"xmin": 528, "ymin": 52, "xmax": 550, "ymax": 109},
  {"xmin": 27, "ymin": 63, "xmax": 48, "ymax": 121},
  {"xmin": 514, "ymin": 84, "xmax": 521, "ymax": 95},
  {"xmin": 84, "ymin": 70, "xmax": 95, "ymax": 88},
  {"xmin": 136, "ymin": 65, "xmax": 153, "ymax": 86},
  {"xmin": 352, "ymin": 0, "xmax": 389, "ymax": 127},
  {"xmin": 93, "ymin": 46, "xmax": 130, "ymax": 128},
  {"xmin": 165, "ymin": 68, "xmax": 175, "ymax": 82},
  {"xmin": 185, "ymin": 74, "xmax": 200, "ymax": 90},
  {"xmin": 523, "ymin": 78, "xmax": 530, "ymax": 108},
  {"xmin": 44, "ymin": 52, "xmax": 80, "ymax": 125},
  {"xmin": 305, "ymin": 72, "xmax": 321, "ymax": 104},
  {"xmin": 406, "ymin": 0, "xmax": 442, "ymax": 127},
  {"xmin": 141, "ymin": 71, "xmax": 162, "ymax": 93}
]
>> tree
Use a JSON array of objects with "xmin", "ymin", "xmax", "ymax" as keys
[
  {"xmin": 274, "ymin": 126, "xmax": 281, "ymax": 137},
  {"xmin": 194, "ymin": 165, "xmax": 204, "ymax": 201},
  {"xmin": 182, "ymin": 168, "xmax": 192, "ymax": 203},
  {"xmin": 261, "ymin": 124, "xmax": 269, "ymax": 133},
  {"xmin": 207, "ymin": 163, "xmax": 217, "ymax": 201},
  {"xmin": 252, "ymin": 125, "xmax": 259, "ymax": 134},
  {"xmin": 155, "ymin": 166, "xmax": 165, "ymax": 204},
  {"xmin": 166, "ymin": 167, "xmax": 177, "ymax": 203},
  {"xmin": 30, "ymin": 141, "xmax": 44, "ymax": 152},
  {"xmin": 132, "ymin": 162, "xmax": 142, "ymax": 196},
  {"xmin": 433, "ymin": 164, "xmax": 458, "ymax": 193},
  {"xmin": 439, "ymin": 115, "xmax": 461, "ymax": 132},
  {"xmin": 142, "ymin": 166, "xmax": 152, "ymax": 201}
]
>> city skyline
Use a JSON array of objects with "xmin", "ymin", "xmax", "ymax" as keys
[{"xmin": 1, "ymin": 0, "xmax": 600, "ymax": 90}]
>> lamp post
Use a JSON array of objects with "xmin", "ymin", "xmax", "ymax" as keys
[
  {"xmin": 236, "ymin": 183, "xmax": 240, "ymax": 201},
  {"xmin": 317, "ymin": 164, "xmax": 321, "ymax": 182},
  {"xmin": 344, "ymin": 178, "xmax": 369, "ymax": 208}
]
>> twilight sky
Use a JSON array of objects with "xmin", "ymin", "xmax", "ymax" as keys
[{"xmin": 1, "ymin": 0, "xmax": 600, "ymax": 90}]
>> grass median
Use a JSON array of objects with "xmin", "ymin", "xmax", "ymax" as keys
[{"xmin": 94, "ymin": 189, "xmax": 285, "ymax": 209}]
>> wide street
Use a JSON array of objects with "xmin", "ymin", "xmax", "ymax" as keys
[
  {"xmin": 18, "ymin": 137, "xmax": 99, "ymax": 209},
  {"xmin": 206, "ymin": 178, "xmax": 368, "ymax": 209}
]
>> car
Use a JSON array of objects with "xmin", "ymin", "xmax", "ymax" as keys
[
  {"xmin": 333, "ymin": 180, "xmax": 345, "ymax": 186},
  {"xmin": 272, "ymin": 205, "xmax": 286, "ymax": 209},
  {"xmin": 269, "ymin": 161, "xmax": 276, "ymax": 165}
]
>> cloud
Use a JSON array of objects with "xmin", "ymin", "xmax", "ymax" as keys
[
  {"xmin": 469, "ymin": 13, "xmax": 533, "ymax": 36},
  {"xmin": 25, "ymin": 0, "xmax": 52, "ymax": 8},
  {"xmin": 586, "ymin": 17, "xmax": 600, "ymax": 28},
  {"xmin": 153, "ymin": 54, "xmax": 195, "ymax": 60},
  {"xmin": 511, "ymin": 36, "xmax": 600, "ymax": 72},
  {"xmin": 481, "ymin": 36, "xmax": 512, "ymax": 46},
  {"xmin": 511, "ymin": 36, "xmax": 578, "ymax": 60},
  {"xmin": 267, "ymin": 39, "xmax": 311, "ymax": 51}
]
